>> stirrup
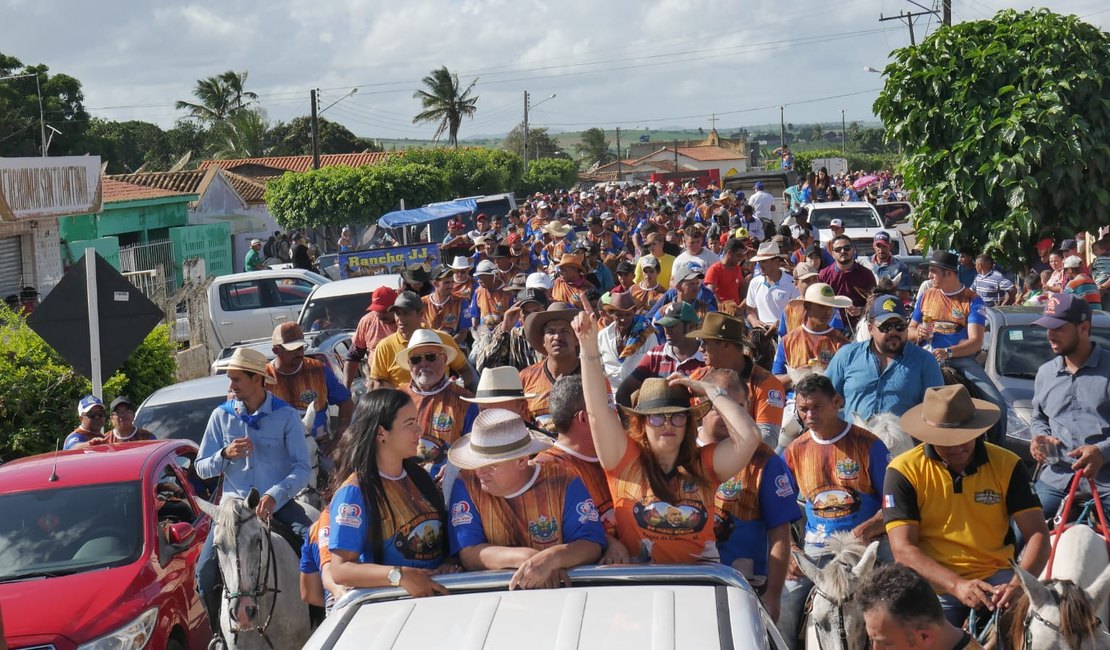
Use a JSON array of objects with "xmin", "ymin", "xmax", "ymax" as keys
[{"xmin": 207, "ymin": 637, "xmax": 226, "ymax": 650}]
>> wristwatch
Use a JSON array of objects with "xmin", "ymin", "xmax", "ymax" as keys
[
  {"xmin": 709, "ymin": 386, "xmax": 728, "ymax": 400},
  {"xmin": 945, "ymin": 347, "xmax": 953, "ymax": 359},
  {"xmin": 387, "ymin": 565, "xmax": 403, "ymax": 587}
]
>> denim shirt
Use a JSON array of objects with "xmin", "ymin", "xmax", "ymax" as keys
[
  {"xmin": 196, "ymin": 393, "xmax": 311, "ymax": 510},
  {"xmin": 826, "ymin": 340, "xmax": 944, "ymax": 420}
]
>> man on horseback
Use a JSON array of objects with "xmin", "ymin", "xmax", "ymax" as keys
[
  {"xmin": 884, "ymin": 385, "xmax": 1049, "ymax": 628},
  {"xmin": 195, "ymin": 348, "xmax": 313, "ymax": 648}
]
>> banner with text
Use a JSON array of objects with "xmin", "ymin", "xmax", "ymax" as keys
[{"xmin": 339, "ymin": 243, "xmax": 440, "ymax": 279}]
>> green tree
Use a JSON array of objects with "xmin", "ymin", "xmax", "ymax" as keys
[
  {"xmin": 391, "ymin": 148, "xmax": 523, "ymax": 198},
  {"xmin": 0, "ymin": 53, "xmax": 90, "ymax": 157},
  {"xmin": 874, "ymin": 9, "xmax": 1110, "ymax": 267},
  {"xmin": 207, "ymin": 107, "xmax": 270, "ymax": 159},
  {"xmin": 266, "ymin": 116, "xmax": 383, "ymax": 156},
  {"xmin": 502, "ymin": 122, "xmax": 564, "ymax": 160},
  {"xmin": 576, "ymin": 127, "xmax": 613, "ymax": 166},
  {"xmin": 811, "ymin": 124, "xmax": 824, "ymax": 142},
  {"xmin": 85, "ymin": 119, "xmax": 168, "ymax": 173},
  {"xmin": 412, "ymin": 66, "xmax": 478, "ymax": 147},
  {"xmin": 175, "ymin": 70, "xmax": 258, "ymax": 125},
  {"xmin": 517, "ymin": 158, "xmax": 579, "ymax": 195}
]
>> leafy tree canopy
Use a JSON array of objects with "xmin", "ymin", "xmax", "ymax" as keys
[
  {"xmin": 874, "ymin": 9, "xmax": 1110, "ymax": 267},
  {"xmin": 267, "ymin": 116, "xmax": 382, "ymax": 156},
  {"xmin": 518, "ymin": 158, "xmax": 579, "ymax": 196},
  {"xmin": 501, "ymin": 122, "xmax": 566, "ymax": 161},
  {"xmin": 412, "ymin": 66, "xmax": 478, "ymax": 147},
  {"xmin": 0, "ymin": 53, "xmax": 89, "ymax": 157},
  {"xmin": 576, "ymin": 127, "xmax": 614, "ymax": 167}
]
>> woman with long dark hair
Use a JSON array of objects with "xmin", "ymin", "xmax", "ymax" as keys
[
  {"xmin": 572, "ymin": 304, "xmax": 763, "ymax": 564},
  {"xmin": 328, "ymin": 388, "xmax": 453, "ymax": 597}
]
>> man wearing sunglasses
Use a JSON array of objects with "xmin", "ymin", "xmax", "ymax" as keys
[
  {"xmin": 818, "ymin": 234, "xmax": 876, "ymax": 332},
  {"xmin": 825, "ymin": 295, "xmax": 943, "ymax": 420},
  {"xmin": 63, "ymin": 395, "xmax": 108, "ymax": 449}
]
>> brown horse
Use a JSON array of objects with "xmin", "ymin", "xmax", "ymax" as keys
[{"xmin": 985, "ymin": 564, "xmax": 1110, "ymax": 650}]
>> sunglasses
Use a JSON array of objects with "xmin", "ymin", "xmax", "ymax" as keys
[
  {"xmin": 877, "ymin": 320, "xmax": 908, "ymax": 333},
  {"xmin": 408, "ymin": 352, "xmax": 442, "ymax": 365},
  {"xmin": 646, "ymin": 412, "xmax": 689, "ymax": 428},
  {"xmin": 832, "ymin": 246, "xmax": 854, "ymax": 253}
]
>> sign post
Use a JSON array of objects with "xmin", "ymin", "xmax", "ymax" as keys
[{"xmin": 85, "ymin": 249, "xmax": 102, "ymax": 398}]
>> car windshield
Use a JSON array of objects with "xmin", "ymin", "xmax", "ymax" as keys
[
  {"xmin": 300, "ymin": 294, "xmax": 371, "ymax": 331},
  {"xmin": 0, "ymin": 482, "xmax": 143, "ymax": 582},
  {"xmin": 136, "ymin": 395, "xmax": 226, "ymax": 444},
  {"xmin": 996, "ymin": 325, "xmax": 1110, "ymax": 377},
  {"xmin": 811, "ymin": 207, "xmax": 880, "ymax": 229}
]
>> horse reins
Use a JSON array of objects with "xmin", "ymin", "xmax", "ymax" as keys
[
  {"xmin": 809, "ymin": 583, "xmax": 853, "ymax": 650},
  {"xmin": 224, "ymin": 513, "xmax": 281, "ymax": 649}
]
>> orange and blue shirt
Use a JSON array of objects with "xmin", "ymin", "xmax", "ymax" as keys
[
  {"xmin": 400, "ymin": 380, "xmax": 478, "ymax": 471},
  {"xmin": 423, "ymin": 293, "xmax": 471, "ymax": 335},
  {"xmin": 535, "ymin": 443, "xmax": 615, "ymax": 534},
  {"xmin": 771, "ymin": 325, "xmax": 852, "ymax": 377},
  {"xmin": 329, "ymin": 471, "xmax": 446, "ymax": 570},
  {"xmin": 912, "ymin": 286, "xmax": 986, "ymax": 350},
  {"xmin": 266, "ymin": 358, "xmax": 351, "ymax": 435},
  {"xmin": 714, "ymin": 443, "xmax": 801, "ymax": 575},
  {"xmin": 783, "ymin": 424, "xmax": 890, "ymax": 550},
  {"xmin": 300, "ymin": 509, "xmax": 331, "ymax": 575}
]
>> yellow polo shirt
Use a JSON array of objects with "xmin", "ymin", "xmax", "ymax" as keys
[
  {"xmin": 369, "ymin": 329, "xmax": 467, "ymax": 386},
  {"xmin": 883, "ymin": 442, "xmax": 1040, "ymax": 582}
]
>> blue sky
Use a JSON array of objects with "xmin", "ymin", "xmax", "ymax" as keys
[{"xmin": 2, "ymin": 0, "xmax": 1107, "ymax": 139}]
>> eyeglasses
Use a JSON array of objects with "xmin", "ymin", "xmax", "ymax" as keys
[
  {"xmin": 646, "ymin": 412, "xmax": 689, "ymax": 428},
  {"xmin": 877, "ymin": 320, "xmax": 908, "ymax": 333},
  {"xmin": 832, "ymin": 246, "xmax": 854, "ymax": 253},
  {"xmin": 85, "ymin": 411, "xmax": 106, "ymax": 419},
  {"xmin": 408, "ymin": 352, "xmax": 442, "ymax": 365}
]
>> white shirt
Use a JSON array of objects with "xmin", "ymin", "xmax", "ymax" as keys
[
  {"xmin": 746, "ymin": 271, "xmax": 799, "ymax": 324},
  {"xmin": 749, "ymin": 190, "xmax": 774, "ymax": 222},
  {"xmin": 740, "ymin": 215, "xmax": 765, "ymax": 242},
  {"xmin": 598, "ymin": 321, "xmax": 659, "ymax": 390}
]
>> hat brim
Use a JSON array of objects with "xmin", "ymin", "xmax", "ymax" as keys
[
  {"xmin": 395, "ymin": 341, "xmax": 460, "ymax": 370},
  {"xmin": 460, "ymin": 392, "xmax": 539, "ymax": 404},
  {"xmin": 602, "ymin": 303, "xmax": 637, "ymax": 314},
  {"xmin": 619, "ymin": 400, "xmax": 712, "ymax": 420},
  {"xmin": 750, "ymin": 253, "xmax": 784, "ymax": 262},
  {"xmin": 226, "ymin": 365, "xmax": 277, "ymax": 385},
  {"xmin": 276, "ymin": 341, "xmax": 308, "ymax": 351},
  {"xmin": 899, "ymin": 399, "xmax": 1000, "ymax": 446},
  {"xmin": 524, "ymin": 308, "xmax": 581, "ymax": 353},
  {"xmin": 926, "ymin": 261, "xmax": 958, "ymax": 272},
  {"xmin": 790, "ymin": 295, "xmax": 854, "ymax": 310},
  {"xmin": 446, "ymin": 431, "xmax": 553, "ymax": 469},
  {"xmin": 558, "ymin": 261, "xmax": 586, "ymax": 273}
]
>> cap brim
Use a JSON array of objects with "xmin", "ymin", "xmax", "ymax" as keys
[
  {"xmin": 619, "ymin": 400, "xmax": 712, "ymax": 420},
  {"xmin": 871, "ymin": 312, "xmax": 906, "ymax": 324},
  {"xmin": 446, "ymin": 432, "xmax": 553, "ymax": 469},
  {"xmin": 1033, "ymin": 315, "xmax": 1070, "ymax": 329},
  {"xmin": 277, "ymin": 341, "xmax": 307, "ymax": 351}
]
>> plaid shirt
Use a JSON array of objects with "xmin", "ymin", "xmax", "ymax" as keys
[{"xmin": 632, "ymin": 342, "xmax": 706, "ymax": 379}]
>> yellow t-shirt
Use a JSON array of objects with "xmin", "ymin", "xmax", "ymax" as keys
[{"xmin": 369, "ymin": 329, "xmax": 467, "ymax": 386}]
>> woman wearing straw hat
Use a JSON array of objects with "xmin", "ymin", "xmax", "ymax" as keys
[
  {"xmin": 328, "ymin": 389, "xmax": 456, "ymax": 598},
  {"xmin": 573, "ymin": 303, "xmax": 764, "ymax": 564}
]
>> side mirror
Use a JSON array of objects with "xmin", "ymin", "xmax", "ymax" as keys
[{"xmin": 165, "ymin": 522, "xmax": 196, "ymax": 546}]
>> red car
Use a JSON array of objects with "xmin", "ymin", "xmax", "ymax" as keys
[{"xmin": 0, "ymin": 440, "xmax": 212, "ymax": 650}]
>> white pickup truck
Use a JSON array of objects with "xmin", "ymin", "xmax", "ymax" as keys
[{"xmin": 205, "ymin": 269, "xmax": 330, "ymax": 348}]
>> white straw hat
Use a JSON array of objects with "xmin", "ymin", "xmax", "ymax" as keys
[
  {"xmin": 395, "ymin": 329, "xmax": 459, "ymax": 370},
  {"xmin": 461, "ymin": 367, "xmax": 538, "ymax": 404},
  {"xmin": 449, "ymin": 256, "xmax": 472, "ymax": 271},
  {"xmin": 447, "ymin": 409, "xmax": 553, "ymax": 469}
]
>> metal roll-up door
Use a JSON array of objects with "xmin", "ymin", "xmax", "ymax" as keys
[{"xmin": 0, "ymin": 236, "xmax": 25, "ymax": 298}]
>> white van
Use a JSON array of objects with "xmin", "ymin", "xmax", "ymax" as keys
[{"xmin": 297, "ymin": 274, "xmax": 403, "ymax": 332}]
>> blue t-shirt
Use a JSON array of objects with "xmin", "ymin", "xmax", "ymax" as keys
[
  {"xmin": 911, "ymin": 288, "xmax": 986, "ymax": 350},
  {"xmin": 716, "ymin": 453, "xmax": 802, "ymax": 574},
  {"xmin": 825, "ymin": 340, "xmax": 944, "ymax": 419},
  {"xmin": 63, "ymin": 429, "xmax": 97, "ymax": 450},
  {"xmin": 447, "ymin": 473, "xmax": 606, "ymax": 555}
]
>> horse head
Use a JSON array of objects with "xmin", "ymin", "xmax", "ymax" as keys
[
  {"xmin": 301, "ymin": 401, "xmax": 321, "ymax": 491},
  {"xmin": 852, "ymin": 412, "xmax": 915, "ymax": 457},
  {"xmin": 795, "ymin": 533, "xmax": 879, "ymax": 650},
  {"xmin": 195, "ymin": 489, "xmax": 274, "ymax": 633},
  {"xmin": 1007, "ymin": 561, "xmax": 1110, "ymax": 650}
]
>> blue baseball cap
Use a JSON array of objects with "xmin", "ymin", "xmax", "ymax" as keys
[
  {"xmin": 753, "ymin": 181, "xmax": 764, "ymax": 191},
  {"xmin": 869, "ymin": 295, "xmax": 907, "ymax": 324},
  {"xmin": 1034, "ymin": 292, "xmax": 1091, "ymax": 330},
  {"xmin": 78, "ymin": 395, "xmax": 105, "ymax": 416},
  {"xmin": 873, "ymin": 231, "xmax": 892, "ymax": 246}
]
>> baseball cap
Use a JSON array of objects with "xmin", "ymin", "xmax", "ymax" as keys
[
  {"xmin": 525, "ymin": 271, "xmax": 553, "ymax": 290},
  {"xmin": 873, "ymin": 231, "xmax": 892, "ymax": 246},
  {"xmin": 250, "ymin": 239, "xmax": 262, "ymax": 246},
  {"xmin": 389, "ymin": 290, "xmax": 424, "ymax": 313},
  {"xmin": 672, "ymin": 261, "xmax": 706, "ymax": 285},
  {"xmin": 272, "ymin": 322, "xmax": 308, "ymax": 350},
  {"xmin": 1034, "ymin": 292, "xmax": 1091, "ymax": 330},
  {"xmin": 110, "ymin": 396, "xmax": 135, "ymax": 412},
  {"xmin": 1034, "ymin": 237, "xmax": 1054, "ymax": 252},
  {"xmin": 368, "ymin": 286, "xmax": 398, "ymax": 313},
  {"xmin": 78, "ymin": 395, "xmax": 105, "ymax": 417},
  {"xmin": 640, "ymin": 254, "xmax": 660, "ymax": 270},
  {"xmin": 474, "ymin": 260, "xmax": 498, "ymax": 276},
  {"xmin": 616, "ymin": 260, "xmax": 636, "ymax": 275},
  {"xmin": 793, "ymin": 262, "xmax": 819, "ymax": 281},
  {"xmin": 1063, "ymin": 255, "xmax": 1083, "ymax": 269},
  {"xmin": 655, "ymin": 301, "xmax": 700, "ymax": 327},
  {"xmin": 1061, "ymin": 238, "xmax": 1078, "ymax": 251},
  {"xmin": 753, "ymin": 181, "xmax": 764, "ymax": 191},
  {"xmin": 869, "ymin": 294, "xmax": 907, "ymax": 324},
  {"xmin": 829, "ymin": 218, "xmax": 844, "ymax": 228}
]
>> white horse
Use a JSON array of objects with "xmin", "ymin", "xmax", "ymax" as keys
[
  {"xmin": 195, "ymin": 490, "xmax": 312, "ymax": 650},
  {"xmin": 297, "ymin": 404, "xmax": 323, "ymax": 513},
  {"xmin": 795, "ymin": 532, "xmax": 880, "ymax": 650},
  {"xmin": 852, "ymin": 412, "xmax": 915, "ymax": 457}
]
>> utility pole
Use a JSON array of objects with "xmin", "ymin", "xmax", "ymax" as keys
[
  {"xmin": 841, "ymin": 109, "xmax": 846, "ymax": 155},
  {"xmin": 709, "ymin": 114, "xmax": 718, "ymax": 132},
  {"xmin": 673, "ymin": 139, "xmax": 678, "ymax": 170},
  {"xmin": 310, "ymin": 89, "xmax": 320, "ymax": 170},
  {"xmin": 779, "ymin": 106, "xmax": 786, "ymax": 153},
  {"xmin": 523, "ymin": 90, "xmax": 530, "ymax": 173},
  {"xmin": 943, "ymin": 0, "xmax": 951, "ymax": 26},
  {"xmin": 615, "ymin": 127, "xmax": 622, "ymax": 181},
  {"xmin": 880, "ymin": 6, "xmax": 937, "ymax": 46},
  {"xmin": 36, "ymin": 75, "xmax": 45, "ymax": 157}
]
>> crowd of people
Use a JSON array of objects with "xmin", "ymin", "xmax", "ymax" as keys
[{"xmin": 73, "ymin": 178, "xmax": 1110, "ymax": 648}]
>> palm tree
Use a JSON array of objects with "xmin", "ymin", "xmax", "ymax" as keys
[
  {"xmin": 209, "ymin": 107, "xmax": 270, "ymax": 159},
  {"xmin": 176, "ymin": 70, "xmax": 258, "ymax": 124},
  {"xmin": 412, "ymin": 66, "xmax": 478, "ymax": 147}
]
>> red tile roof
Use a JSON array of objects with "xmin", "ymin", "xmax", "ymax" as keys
[
  {"xmin": 198, "ymin": 152, "xmax": 398, "ymax": 174},
  {"xmin": 101, "ymin": 178, "xmax": 190, "ymax": 204},
  {"xmin": 222, "ymin": 171, "xmax": 268, "ymax": 204},
  {"xmin": 107, "ymin": 169, "xmax": 212, "ymax": 195}
]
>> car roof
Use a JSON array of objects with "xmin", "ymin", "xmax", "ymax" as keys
[
  {"xmin": 213, "ymin": 329, "xmax": 353, "ymax": 367},
  {"xmin": 986, "ymin": 306, "xmax": 1110, "ymax": 327},
  {"xmin": 306, "ymin": 274, "xmax": 401, "ymax": 299},
  {"xmin": 138, "ymin": 375, "xmax": 230, "ymax": 408},
  {"xmin": 808, "ymin": 201, "xmax": 876, "ymax": 210},
  {"xmin": 214, "ymin": 268, "xmax": 330, "ymax": 283},
  {"xmin": 0, "ymin": 440, "xmax": 197, "ymax": 492}
]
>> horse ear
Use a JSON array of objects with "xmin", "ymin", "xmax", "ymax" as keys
[
  {"xmin": 301, "ymin": 402, "xmax": 316, "ymax": 433},
  {"xmin": 247, "ymin": 488, "xmax": 261, "ymax": 510},
  {"xmin": 853, "ymin": 540, "xmax": 880, "ymax": 576},
  {"xmin": 194, "ymin": 496, "xmax": 220, "ymax": 520},
  {"xmin": 1084, "ymin": 562, "xmax": 1110, "ymax": 609},
  {"xmin": 1013, "ymin": 561, "xmax": 1053, "ymax": 610},
  {"xmin": 794, "ymin": 549, "xmax": 820, "ymax": 583}
]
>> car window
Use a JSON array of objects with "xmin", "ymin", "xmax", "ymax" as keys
[
  {"xmin": 220, "ymin": 281, "xmax": 264, "ymax": 311},
  {"xmin": 996, "ymin": 325, "xmax": 1110, "ymax": 377},
  {"xmin": 0, "ymin": 482, "xmax": 143, "ymax": 581},
  {"xmin": 275, "ymin": 278, "xmax": 316, "ymax": 306},
  {"xmin": 136, "ymin": 395, "xmax": 227, "ymax": 444},
  {"xmin": 300, "ymin": 295, "xmax": 372, "ymax": 331},
  {"xmin": 811, "ymin": 207, "xmax": 880, "ymax": 229},
  {"xmin": 156, "ymin": 464, "xmax": 198, "ymax": 523}
]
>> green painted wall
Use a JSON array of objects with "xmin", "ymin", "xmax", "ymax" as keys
[
  {"xmin": 59, "ymin": 197, "xmax": 192, "ymax": 245},
  {"xmin": 64, "ymin": 237, "xmax": 121, "ymax": 269},
  {"xmin": 170, "ymin": 222, "xmax": 232, "ymax": 286}
]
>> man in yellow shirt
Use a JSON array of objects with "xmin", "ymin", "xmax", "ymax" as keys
[{"xmin": 369, "ymin": 291, "xmax": 478, "ymax": 391}]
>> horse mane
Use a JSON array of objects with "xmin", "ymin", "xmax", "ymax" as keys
[
  {"xmin": 213, "ymin": 497, "xmax": 254, "ymax": 547},
  {"xmin": 816, "ymin": 532, "xmax": 866, "ymax": 601},
  {"xmin": 996, "ymin": 579, "xmax": 1101, "ymax": 650},
  {"xmin": 854, "ymin": 412, "xmax": 915, "ymax": 456}
]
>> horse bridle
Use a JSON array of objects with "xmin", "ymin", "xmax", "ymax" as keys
[
  {"xmin": 223, "ymin": 512, "xmax": 281, "ymax": 649},
  {"xmin": 1019, "ymin": 588, "xmax": 1101, "ymax": 650},
  {"xmin": 809, "ymin": 583, "xmax": 854, "ymax": 650}
]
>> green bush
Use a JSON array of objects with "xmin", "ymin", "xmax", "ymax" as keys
[
  {"xmin": 391, "ymin": 148, "xmax": 523, "ymax": 198},
  {"xmin": 0, "ymin": 311, "xmax": 176, "ymax": 460},
  {"xmin": 517, "ymin": 158, "xmax": 579, "ymax": 195}
]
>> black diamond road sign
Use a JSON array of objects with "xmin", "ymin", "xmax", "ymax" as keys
[{"xmin": 28, "ymin": 252, "xmax": 165, "ymax": 381}]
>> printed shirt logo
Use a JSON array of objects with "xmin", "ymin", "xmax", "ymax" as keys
[
  {"xmin": 430, "ymin": 412, "xmax": 454, "ymax": 435},
  {"xmin": 836, "ymin": 458, "xmax": 861, "ymax": 481},
  {"xmin": 883, "ymin": 495, "xmax": 896, "ymax": 508},
  {"xmin": 633, "ymin": 499, "xmax": 708, "ymax": 535},
  {"xmin": 318, "ymin": 526, "xmax": 330, "ymax": 548},
  {"xmin": 577, "ymin": 499, "xmax": 600, "ymax": 524},
  {"xmin": 528, "ymin": 515, "xmax": 560, "ymax": 543},
  {"xmin": 775, "ymin": 474, "xmax": 795, "ymax": 498},
  {"xmin": 767, "ymin": 389, "xmax": 785, "ymax": 408},
  {"xmin": 975, "ymin": 489, "xmax": 1003, "ymax": 506},
  {"xmin": 299, "ymin": 389, "xmax": 319, "ymax": 405},
  {"xmin": 394, "ymin": 514, "xmax": 444, "ymax": 561},
  {"xmin": 335, "ymin": 503, "xmax": 363, "ymax": 528},
  {"xmin": 450, "ymin": 501, "xmax": 473, "ymax": 527},
  {"xmin": 717, "ymin": 477, "xmax": 743, "ymax": 501},
  {"xmin": 810, "ymin": 486, "xmax": 862, "ymax": 519}
]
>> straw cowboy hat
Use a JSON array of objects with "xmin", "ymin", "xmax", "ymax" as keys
[
  {"xmin": 447, "ymin": 408, "xmax": 553, "ymax": 470},
  {"xmin": 790, "ymin": 282, "xmax": 854, "ymax": 310},
  {"xmin": 544, "ymin": 220, "xmax": 573, "ymax": 238},
  {"xmin": 448, "ymin": 256, "xmax": 472, "ymax": 271},
  {"xmin": 461, "ymin": 367, "xmax": 538, "ymax": 404},
  {"xmin": 750, "ymin": 242, "xmax": 786, "ymax": 262},
  {"xmin": 226, "ymin": 348, "xmax": 276, "ymax": 385},
  {"xmin": 899, "ymin": 384, "xmax": 1000, "ymax": 446},
  {"xmin": 557, "ymin": 253, "xmax": 587, "ymax": 274},
  {"xmin": 619, "ymin": 378, "xmax": 711, "ymax": 420},
  {"xmin": 523, "ymin": 302, "xmax": 580, "ymax": 353},
  {"xmin": 394, "ymin": 328, "xmax": 459, "ymax": 370}
]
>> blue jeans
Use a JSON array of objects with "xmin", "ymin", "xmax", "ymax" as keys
[
  {"xmin": 947, "ymin": 356, "xmax": 1007, "ymax": 445},
  {"xmin": 196, "ymin": 499, "xmax": 312, "ymax": 597},
  {"xmin": 938, "ymin": 569, "xmax": 1012, "ymax": 627},
  {"xmin": 1034, "ymin": 479, "xmax": 1110, "ymax": 521}
]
